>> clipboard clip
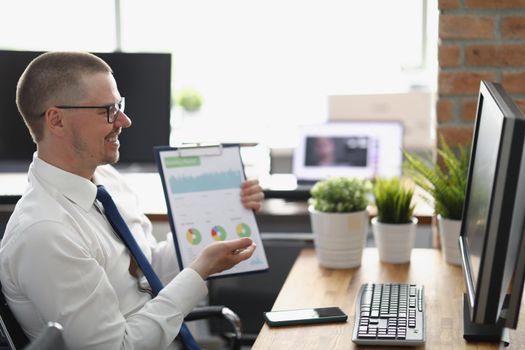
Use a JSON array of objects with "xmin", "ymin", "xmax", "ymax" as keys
[{"xmin": 176, "ymin": 143, "xmax": 223, "ymax": 157}]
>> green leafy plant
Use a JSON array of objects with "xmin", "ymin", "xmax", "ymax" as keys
[
  {"xmin": 403, "ymin": 137, "xmax": 470, "ymax": 220},
  {"xmin": 309, "ymin": 177, "xmax": 372, "ymax": 213},
  {"xmin": 373, "ymin": 177, "xmax": 415, "ymax": 224},
  {"xmin": 176, "ymin": 89, "xmax": 203, "ymax": 112}
]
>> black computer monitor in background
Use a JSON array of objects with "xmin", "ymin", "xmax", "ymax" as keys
[
  {"xmin": 0, "ymin": 50, "xmax": 171, "ymax": 171},
  {"xmin": 459, "ymin": 81, "xmax": 525, "ymax": 344}
]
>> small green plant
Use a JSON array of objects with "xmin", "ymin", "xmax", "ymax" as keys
[
  {"xmin": 373, "ymin": 177, "xmax": 415, "ymax": 224},
  {"xmin": 176, "ymin": 89, "xmax": 203, "ymax": 112},
  {"xmin": 309, "ymin": 177, "xmax": 371, "ymax": 213},
  {"xmin": 403, "ymin": 137, "xmax": 470, "ymax": 220}
]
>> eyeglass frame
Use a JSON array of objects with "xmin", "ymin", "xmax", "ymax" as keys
[{"xmin": 39, "ymin": 97, "xmax": 126, "ymax": 124}]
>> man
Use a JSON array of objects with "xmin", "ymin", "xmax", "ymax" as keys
[{"xmin": 0, "ymin": 51, "xmax": 264, "ymax": 349}]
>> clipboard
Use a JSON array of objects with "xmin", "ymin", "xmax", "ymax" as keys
[{"xmin": 154, "ymin": 144, "xmax": 269, "ymax": 278}]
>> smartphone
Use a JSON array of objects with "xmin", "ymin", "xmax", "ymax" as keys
[{"xmin": 264, "ymin": 306, "xmax": 348, "ymax": 327}]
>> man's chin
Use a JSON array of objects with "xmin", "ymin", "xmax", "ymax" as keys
[{"xmin": 102, "ymin": 152, "xmax": 120, "ymax": 165}]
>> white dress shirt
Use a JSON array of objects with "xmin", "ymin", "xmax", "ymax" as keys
[{"xmin": 0, "ymin": 155, "xmax": 207, "ymax": 350}]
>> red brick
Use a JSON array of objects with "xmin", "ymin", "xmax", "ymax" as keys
[
  {"xmin": 440, "ymin": 15, "xmax": 494, "ymax": 39},
  {"xmin": 466, "ymin": 44, "xmax": 525, "ymax": 66},
  {"xmin": 439, "ymin": 45, "xmax": 460, "ymax": 67},
  {"xmin": 465, "ymin": 0, "xmax": 525, "ymax": 8},
  {"xmin": 436, "ymin": 126, "xmax": 474, "ymax": 148},
  {"xmin": 439, "ymin": 72, "xmax": 496, "ymax": 95},
  {"xmin": 502, "ymin": 71, "xmax": 525, "ymax": 93},
  {"xmin": 502, "ymin": 17, "xmax": 525, "ymax": 38},
  {"xmin": 436, "ymin": 99, "xmax": 454, "ymax": 123},
  {"xmin": 439, "ymin": 0, "xmax": 460, "ymax": 9},
  {"xmin": 461, "ymin": 99, "xmax": 478, "ymax": 122}
]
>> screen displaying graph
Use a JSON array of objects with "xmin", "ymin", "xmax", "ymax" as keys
[{"xmin": 169, "ymin": 170, "xmax": 242, "ymax": 194}]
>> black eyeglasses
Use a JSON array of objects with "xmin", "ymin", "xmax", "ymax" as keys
[{"xmin": 39, "ymin": 97, "xmax": 126, "ymax": 123}]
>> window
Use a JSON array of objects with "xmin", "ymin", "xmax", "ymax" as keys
[
  {"xmin": 120, "ymin": 0, "xmax": 437, "ymax": 147},
  {"xmin": 0, "ymin": 0, "xmax": 115, "ymax": 52},
  {"xmin": 0, "ymin": 0, "xmax": 437, "ymax": 149}
]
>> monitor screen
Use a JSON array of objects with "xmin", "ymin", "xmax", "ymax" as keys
[
  {"xmin": 459, "ymin": 81, "xmax": 525, "ymax": 339},
  {"xmin": 0, "ymin": 50, "xmax": 171, "ymax": 171},
  {"xmin": 293, "ymin": 121, "xmax": 403, "ymax": 182},
  {"xmin": 462, "ymin": 94, "xmax": 504, "ymax": 292}
]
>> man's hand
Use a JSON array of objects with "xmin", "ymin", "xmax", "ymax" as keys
[
  {"xmin": 241, "ymin": 179, "xmax": 264, "ymax": 212},
  {"xmin": 190, "ymin": 238, "xmax": 256, "ymax": 279}
]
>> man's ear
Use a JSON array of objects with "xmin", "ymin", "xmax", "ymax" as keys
[{"xmin": 44, "ymin": 108, "xmax": 66, "ymax": 137}]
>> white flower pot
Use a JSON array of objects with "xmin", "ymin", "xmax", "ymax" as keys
[
  {"xmin": 309, "ymin": 206, "xmax": 368, "ymax": 269},
  {"xmin": 371, "ymin": 217, "xmax": 417, "ymax": 264},
  {"xmin": 437, "ymin": 215, "xmax": 462, "ymax": 265}
]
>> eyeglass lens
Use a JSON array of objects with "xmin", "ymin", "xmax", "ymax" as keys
[{"xmin": 108, "ymin": 98, "xmax": 125, "ymax": 123}]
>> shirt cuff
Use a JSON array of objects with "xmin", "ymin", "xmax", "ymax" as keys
[{"xmin": 159, "ymin": 268, "xmax": 208, "ymax": 316}]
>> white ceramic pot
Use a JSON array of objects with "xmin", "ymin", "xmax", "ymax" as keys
[
  {"xmin": 372, "ymin": 217, "xmax": 417, "ymax": 264},
  {"xmin": 309, "ymin": 206, "xmax": 368, "ymax": 269},
  {"xmin": 437, "ymin": 215, "xmax": 462, "ymax": 265}
]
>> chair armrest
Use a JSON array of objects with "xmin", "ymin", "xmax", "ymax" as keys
[
  {"xmin": 184, "ymin": 305, "xmax": 226, "ymax": 321},
  {"xmin": 24, "ymin": 322, "xmax": 66, "ymax": 350},
  {"xmin": 185, "ymin": 305, "xmax": 242, "ymax": 340}
]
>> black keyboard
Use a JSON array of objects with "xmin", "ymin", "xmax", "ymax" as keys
[{"xmin": 352, "ymin": 283, "xmax": 425, "ymax": 346}]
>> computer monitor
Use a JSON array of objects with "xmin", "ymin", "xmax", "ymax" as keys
[
  {"xmin": 292, "ymin": 121, "xmax": 403, "ymax": 182},
  {"xmin": 0, "ymin": 50, "xmax": 171, "ymax": 171},
  {"xmin": 458, "ymin": 80, "xmax": 525, "ymax": 343}
]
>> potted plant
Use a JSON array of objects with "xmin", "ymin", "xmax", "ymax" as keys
[
  {"xmin": 371, "ymin": 177, "xmax": 417, "ymax": 263},
  {"xmin": 175, "ymin": 88, "xmax": 204, "ymax": 117},
  {"xmin": 308, "ymin": 176, "xmax": 372, "ymax": 269},
  {"xmin": 403, "ymin": 137, "xmax": 470, "ymax": 265}
]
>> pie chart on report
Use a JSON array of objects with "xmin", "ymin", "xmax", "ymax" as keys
[
  {"xmin": 186, "ymin": 228, "xmax": 202, "ymax": 245},
  {"xmin": 211, "ymin": 225, "xmax": 227, "ymax": 241},
  {"xmin": 236, "ymin": 223, "xmax": 252, "ymax": 237}
]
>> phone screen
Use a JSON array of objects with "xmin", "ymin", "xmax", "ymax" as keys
[{"xmin": 264, "ymin": 307, "xmax": 347, "ymax": 326}]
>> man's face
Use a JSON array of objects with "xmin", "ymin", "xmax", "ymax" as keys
[{"xmin": 63, "ymin": 72, "xmax": 131, "ymax": 170}]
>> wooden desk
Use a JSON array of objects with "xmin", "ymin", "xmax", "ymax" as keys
[{"xmin": 253, "ymin": 248, "xmax": 525, "ymax": 349}]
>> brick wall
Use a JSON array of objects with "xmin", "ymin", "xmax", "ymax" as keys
[{"xmin": 437, "ymin": 0, "xmax": 525, "ymax": 147}]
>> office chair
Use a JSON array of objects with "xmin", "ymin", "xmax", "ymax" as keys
[{"xmin": 0, "ymin": 285, "xmax": 29, "ymax": 350}]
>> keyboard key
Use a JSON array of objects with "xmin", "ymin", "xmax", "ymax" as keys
[{"xmin": 358, "ymin": 333, "xmax": 378, "ymax": 339}]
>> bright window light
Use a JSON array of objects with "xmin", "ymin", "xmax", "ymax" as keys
[
  {"xmin": 120, "ymin": 0, "xmax": 436, "ymax": 147},
  {"xmin": 0, "ymin": 0, "xmax": 437, "ymax": 149},
  {"xmin": 0, "ymin": 0, "xmax": 115, "ymax": 52}
]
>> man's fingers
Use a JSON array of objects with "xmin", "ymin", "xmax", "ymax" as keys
[
  {"xmin": 242, "ymin": 179, "xmax": 259, "ymax": 188},
  {"xmin": 231, "ymin": 243, "xmax": 256, "ymax": 261},
  {"xmin": 242, "ymin": 201, "xmax": 263, "ymax": 213},
  {"xmin": 242, "ymin": 191, "xmax": 265, "ymax": 202},
  {"xmin": 225, "ymin": 237, "xmax": 253, "ymax": 251},
  {"xmin": 241, "ymin": 180, "xmax": 263, "ymax": 196}
]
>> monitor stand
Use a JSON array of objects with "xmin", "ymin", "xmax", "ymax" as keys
[{"xmin": 463, "ymin": 294, "xmax": 510, "ymax": 346}]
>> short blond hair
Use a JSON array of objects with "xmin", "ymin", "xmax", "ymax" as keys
[{"xmin": 16, "ymin": 51, "xmax": 112, "ymax": 142}]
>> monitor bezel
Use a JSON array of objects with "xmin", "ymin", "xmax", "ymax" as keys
[{"xmin": 459, "ymin": 80, "xmax": 525, "ymax": 327}]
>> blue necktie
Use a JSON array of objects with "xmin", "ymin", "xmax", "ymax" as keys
[{"xmin": 96, "ymin": 185, "xmax": 201, "ymax": 350}]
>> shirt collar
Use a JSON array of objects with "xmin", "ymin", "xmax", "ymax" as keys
[{"xmin": 31, "ymin": 155, "xmax": 98, "ymax": 212}]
